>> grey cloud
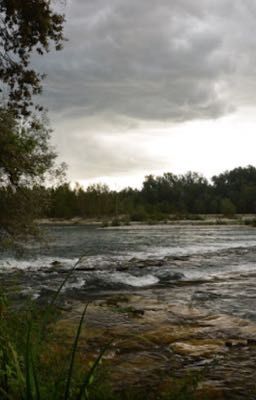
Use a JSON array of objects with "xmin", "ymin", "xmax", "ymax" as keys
[
  {"xmin": 36, "ymin": 0, "xmax": 247, "ymax": 122},
  {"xmin": 31, "ymin": 0, "xmax": 256, "ymax": 180},
  {"xmin": 52, "ymin": 122, "xmax": 168, "ymax": 180}
]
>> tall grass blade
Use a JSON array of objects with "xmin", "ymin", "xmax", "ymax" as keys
[
  {"xmin": 9, "ymin": 343, "xmax": 25, "ymax": 399},
  {"xmin": 25, "ymin": 321, "xmax": 33, "ymax": 400},
  {"xmin": 40, "ymin": 263, "xmax": 79, "ymax": 339},
  {"xmin": 1, "ymin": 348, "xmax": 8, "ymax": 394},
  {"xmin": 64, "ymin": 304, "xmax": 89, "ymax": 400},
  {"xmin": 48, "ymin": 263, "xmax": 78, "ymax": 309},
  {"xmin": 76, "ymin": 340, "xmax": 112, "ymax": 400},
  {"xmin": 31, "ymin": 352, "xmax": 41, "ymax": 400}
]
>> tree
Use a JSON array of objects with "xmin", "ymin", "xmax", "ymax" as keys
[
  {"xmin": 0, "ymin": 109, "xmax": 66, "ymax": 242},
  {"xmin": 0, "ymin": 0, "xmax": 65, "ymax": 115},
  {"xmin": 0, "ymin": 109, "xmax": 56, "ymax": 187},
  {"xmin": 212, "ymin": 166, "xmax": 256, "ymax": 213},
  {"xmin": 0, "ymin": 1, "xmax": 66, "ymax": 243}
]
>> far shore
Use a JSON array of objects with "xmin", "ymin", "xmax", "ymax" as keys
[{"xmin": 37, "ymin": 214, "xmax": 256, "ymax": 227}]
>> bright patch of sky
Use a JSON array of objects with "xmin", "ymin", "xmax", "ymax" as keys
[{"xmin": 75, "ymin": 108, "xmax": 256, "ymax": 190}]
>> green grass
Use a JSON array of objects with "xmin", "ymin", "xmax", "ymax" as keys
[{"xmin": 0, "ymin": 281, "xmax": 111, "ymax": 400}]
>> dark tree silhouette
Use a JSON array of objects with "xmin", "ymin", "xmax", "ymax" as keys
[
  {"xmin": 0, "ymin": 1, "xmax": 65, "ymax": 243},
  {"xmin": 0, "ymin": 0, "xmax": 65, "ymax": 115}
]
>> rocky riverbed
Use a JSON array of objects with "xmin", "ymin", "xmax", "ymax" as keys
[
  {"xmin": 2, "ymin": 266, "xmax": 256, "ymax": 398},
  {"xmin": 51, "ymin": 288, "xmax": 256, "ymax": 399}
]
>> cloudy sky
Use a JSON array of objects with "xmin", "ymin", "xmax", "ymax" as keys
[{"xmin": 37, "ymin": 0, "xmax": 256, "ymax": 189}]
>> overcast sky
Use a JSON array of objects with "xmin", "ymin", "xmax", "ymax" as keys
[{"xmin": 36, "ymin": 0, "xmax": 256, "ymax": 189}]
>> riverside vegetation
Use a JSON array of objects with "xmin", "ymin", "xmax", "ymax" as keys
[{"xmin": 34, "ymin": 166, "xmax": 256, "ymax": 223}]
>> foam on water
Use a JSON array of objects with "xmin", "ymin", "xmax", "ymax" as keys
[
  {"xmin": 62, "ymin": 271, "xmax": 159, "ymax": 290},
  {"xmin": 132, "ymin": 240, "xmax": 256, "ymax": 259},
  {"xmin": 110, "ymin": 272, "xmax": 159, "ymax": 287},
  {"xmin": 76, "ymin": 255, "xmax": 127, "ymax": 270},
  {"xmin": 0, "ymin": 256, "xmax": 77, "ymax": 271},
  {"xmin": 65, "ymin": 279, "xmax": 86, "ymax": 290}
]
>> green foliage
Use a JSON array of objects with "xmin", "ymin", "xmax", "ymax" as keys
[
  {"xmin": 101, "ymin": 220, "xmax": 109, "ymax": 228},
  {"xmin": 0, "ymin": 185, "xmax": 47, "ymax": 242},
  {"xmin": 244, "ymin": 218, "xmax": 256, "ymax": 227},
  {"xmin": 0, "ymin": 110, "xmax": 57, "ymax": 187},
  {"xmin": 0, "ymin": 0, "xmax": 65, "ymax": 115},
  {"xmin": 111, "ymin": 218, "xmax": 121, "ymax": 227},
  {"xmin": 213, "ymin": 166, "xmax": 256, "ymax": 213},
  {"xmin": 0, "ymin": 110, "xmax": 65, "ymax": 242},
  {"xmin": 120, "ymin": 216, "xmax": 130, "ymax": 226},
  {"xmin": 0, "ymin": 0, "xmax": 66, "ymax": 242},
  {"xmin": 129, "ymin": 207, "xmax": 148, "ymax": 222},
  {"xmin": 44, "ymin": 166, "xmax": 256, "ymax": 221},
  {"xmin": 220, "ymin": 198, "xmax": 236, "ymax": 217}
]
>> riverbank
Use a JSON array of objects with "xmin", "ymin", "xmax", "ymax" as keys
[{"xmin": 38, "ymin": 214, "xmax": 256, "ymax": 227}]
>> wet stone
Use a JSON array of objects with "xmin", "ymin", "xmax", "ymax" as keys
[{"xmin": 51, "ymin": 260, "xmax": 62, "ymax": 266}]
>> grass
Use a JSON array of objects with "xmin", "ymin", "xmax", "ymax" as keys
[{"xmin": 0, "ymin": 280, "xmax": 111, "ymax": 400}]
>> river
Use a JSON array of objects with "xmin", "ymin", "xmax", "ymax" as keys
[
  {"xmin": 2, "ymin": 224, "xmax": 256, "ymax": 398},
  {"xmin": 1, "ymin": 224, "xmax": 256, "ymax": 320}
]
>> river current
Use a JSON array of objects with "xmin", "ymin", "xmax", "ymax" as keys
[{"xmin": 1, "ymin": 224, "xmax": 256, "ymax": 321}]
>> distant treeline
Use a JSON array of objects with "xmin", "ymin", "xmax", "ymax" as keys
[{"xmin": 41, "ymin": 166, "xmax": 256, "ymax": 220}]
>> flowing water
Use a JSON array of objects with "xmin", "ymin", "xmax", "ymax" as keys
[{"xmin": 1, "ymin": 224, "xmax": 256, "ymax": 320}]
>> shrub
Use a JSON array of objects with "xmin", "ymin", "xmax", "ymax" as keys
[
  {"xmin": 111, "ymin": 218, "xmax": 121, "ymax": 227},
  {"xmin": 220, "ymin": 198, "xmax": 236, "ymax": 218},
  {"xmin": 129, "ymin": 209, "xmax": 148, "ymax": 222},
  {"xmin": 101, "ymin": 220, "xmax": 109, "ymax": 228}
]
